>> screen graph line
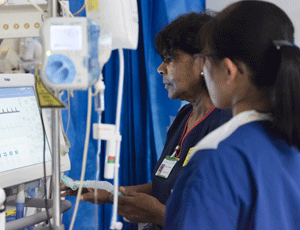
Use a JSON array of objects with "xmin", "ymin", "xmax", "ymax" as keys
[{"xmin": 0, "ymin": 107, "xmax": 20, "ymax": 115}]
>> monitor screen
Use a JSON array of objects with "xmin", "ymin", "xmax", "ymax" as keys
[
  {"xmin": 0, "ymin": 86, "xmax": 51, "ymax": 175},
  {"xmin": 50, "ymin": 25, "xmax": 83, "ymax": 51},
  {"xmin": 0, "ymin": 74, "xmax": 70, "ymax": 189}
]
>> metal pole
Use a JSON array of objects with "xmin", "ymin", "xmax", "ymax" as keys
[
  {"xmin": 48, "ymin": 0, "xmax": 63, "ymax": 229},
  {"xmin": 49, "ymin": 0, "xmax": 57, "ymax": 18},
  {"xmin": 51, "ymin": 104, "xmax": 63, "ymax": 229}
]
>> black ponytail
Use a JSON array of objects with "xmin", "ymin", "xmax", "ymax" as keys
[{"xmin": 273, "ymin": 45, "xmax": 300, "ymax": 150}]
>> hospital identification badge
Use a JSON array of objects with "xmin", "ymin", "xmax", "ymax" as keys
[{"xmin": 155, "ymin": 156, "xmax": 179, "ymax": 179}]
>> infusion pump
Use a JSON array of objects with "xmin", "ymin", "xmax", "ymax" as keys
[{"xmin": 40, "ymin": 17, "xmax": 100, "ymax": 90}]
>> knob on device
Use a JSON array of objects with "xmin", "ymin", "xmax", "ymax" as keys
[{"xmin": 45, "ymin": 54, "xmax": 76, "ymax": 84}]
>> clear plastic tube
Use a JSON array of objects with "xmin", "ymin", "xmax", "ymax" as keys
[{"xmin": 61, "ymin": 175, "xmax": 118, "ymax": 194}]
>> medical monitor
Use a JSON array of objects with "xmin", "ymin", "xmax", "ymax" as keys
[{"xmin": 0, "ymin": 73, "xmax": 70, "ymax": 188}]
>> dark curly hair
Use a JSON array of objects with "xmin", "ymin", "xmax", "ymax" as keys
[{"xmin": 155, "ymin": 11, "xmax": 213, "ymax": 62}]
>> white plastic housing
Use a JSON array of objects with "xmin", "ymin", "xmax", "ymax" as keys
[
  {"xmin": 0, "ymin": 4, "xmax": 48, "ymax": 39},
  {"xmin": 86, "ymin": 0, "xmax": 139, "ymax": 50},
  {"xmin": 93, "ymin": 123, "xmax": 121, "ymax": 179}
]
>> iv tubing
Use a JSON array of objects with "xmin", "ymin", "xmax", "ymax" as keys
[
  {"xmin": 58, "ymin": 0, "xmax": 74, "ymax": 18},
  {"xmin": 69, "ymin": 87, "xmax": 93, "ymax": 230},
  {"xmin": 73, "ymin": 4, "xmax": 86, "ymax": 16},
  {"xmin": 65, "ymin": 91, "xmax": 71, "ymax": 136},
  {"xmin": 115, "ymin": 51, "xmax": 124, "ymax": 130},
  {"xmin": 110, "ymin": 48, "xmax": 124, "ymax": 229},
  {"xmin": 26, "ymin": 0, "xmax": 44, "ymax": 14}
]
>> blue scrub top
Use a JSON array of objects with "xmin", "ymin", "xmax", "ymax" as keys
[
  {"xmin": 151, "ymin": 104, "xmax": 232, "ymax": 205},
  {"xmin": 164, "ymin": 110, "xmax": 300, "ymax": 230}
]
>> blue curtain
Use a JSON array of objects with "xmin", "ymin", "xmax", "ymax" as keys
[{"xmin": 62, "ymin": 0, "xmax": 205, "ymax": 229}]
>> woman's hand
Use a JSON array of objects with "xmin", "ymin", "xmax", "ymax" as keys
[
  {"xmin": 111, "ymin": 187, "xmax": 165, "ymax": 225},
  {"xmin": 60, "ymin": 183, "xmax": 111, "ymax": 204}
]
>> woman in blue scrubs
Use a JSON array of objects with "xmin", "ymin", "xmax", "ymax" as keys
[
  {"xmin": 114, "ymin": 12, "xmax": 231, "ymax": 229},
  {"xmin": 164, "ymin": 1, "xmax": 300, "ymax": 229}
]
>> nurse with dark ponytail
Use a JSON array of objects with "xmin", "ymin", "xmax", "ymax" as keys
[{"xmin": 164, "ymin": 1, "xmax": 300, "ymax": 229}]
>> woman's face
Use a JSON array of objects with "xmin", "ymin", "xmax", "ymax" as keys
[
  {"xmin": 157, "ymin": 50, "xmax": 204, "ymax": 102},
  {"xmin": 203, "ymin": 57, "xmax": 232, "ymax": 109}
]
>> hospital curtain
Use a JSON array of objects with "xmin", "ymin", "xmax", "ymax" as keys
[{"xmin": 62, "ymin": 0, "xmax": 205, "ymax": 229}]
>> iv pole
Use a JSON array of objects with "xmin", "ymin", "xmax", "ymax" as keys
[{"xmin": 49, "ymin": 0, "xmax": 64, "ymax": 229}]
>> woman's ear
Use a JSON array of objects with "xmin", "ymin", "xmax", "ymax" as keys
[
  {"xmin": 193, "ymin": 54, "xmax": 205, "ymax": 74},
  {"xmin": 224, "ymin": 58, "xmax": 239, "ymax": 85}
]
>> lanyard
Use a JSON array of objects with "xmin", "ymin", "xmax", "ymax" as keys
[{"xmin": 171, "ymin": 106, "xmax": 216, "ymax": 158}]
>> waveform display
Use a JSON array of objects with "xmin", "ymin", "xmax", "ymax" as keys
[{"xmin": 0, "ymin": 107, "xmax": 20, "ymax": 115}]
